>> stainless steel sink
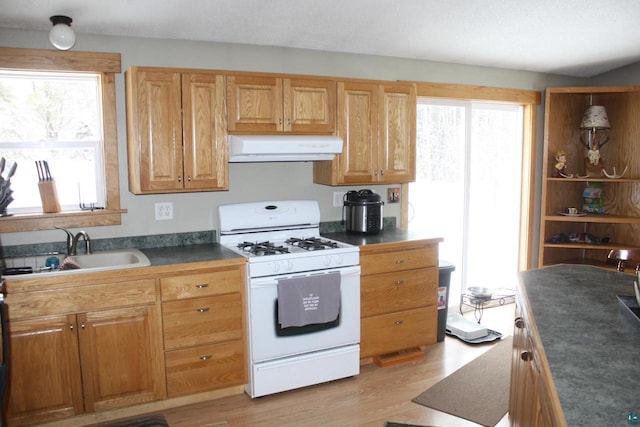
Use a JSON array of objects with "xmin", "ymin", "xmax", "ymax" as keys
[{"xmin": 2, "ymin": 249, "xmax": 151, "ymax": 279}]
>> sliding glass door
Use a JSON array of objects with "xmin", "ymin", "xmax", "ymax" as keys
[{"xmin": 409, "ymin": 99, "xmax": 524, "ymax": 306}]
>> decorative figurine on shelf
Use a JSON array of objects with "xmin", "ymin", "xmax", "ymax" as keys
[
  {"xmin": 553, "ymin": 150, "xmax": 571, "ymax": 177},
  {"xmin": 579, "ymin": 104, "xmax": 610, "ymax": 176}
]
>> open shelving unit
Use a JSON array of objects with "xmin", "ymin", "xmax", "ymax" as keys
[{"xmin": 539, "ymin": 86, "xmax": 640, "ymax": 270}]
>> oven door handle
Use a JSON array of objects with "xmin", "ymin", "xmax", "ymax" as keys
[{"xmin": 251, "ymin": 265, "xmax": 360, "ymax": 287}]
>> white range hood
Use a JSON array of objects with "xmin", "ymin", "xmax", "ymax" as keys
[{"xmin": 228, "ymin": 135, "xmax": 343, "ymax": 162}]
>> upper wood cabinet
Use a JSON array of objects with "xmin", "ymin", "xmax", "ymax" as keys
[
  {"xmin": 226, "ymin": 74, "xmax": 336, "ymax": 134},
  {"xmin": 125, "ymin": 67, "xmax": 228, "ymax": 194},
  {"xmin": 538, "ymin": 86, "xmax": 640, "ymax": 268},
  {"xmin": 313, "ymin": 81, "xmax": 416, "ymax": 185}
]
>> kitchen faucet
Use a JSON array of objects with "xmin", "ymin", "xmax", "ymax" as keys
[{"xmin": 55, "ymin": 227, "xmax": 92, "ymax": 255}]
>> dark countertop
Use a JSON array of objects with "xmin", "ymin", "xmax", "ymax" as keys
[
  {"xmin": 141, "ymin": 243, "xmax": 242, "ymax": 266},
  {"xmin": 322, "ymin": 229, "xmax": 442, "ymax": 246},
  {"xmin": 519, "ymin": 264, "xmax": 640, "ymax": 426}
]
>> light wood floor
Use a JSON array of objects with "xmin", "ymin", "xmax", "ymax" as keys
[{"xmin": 162, "ymin": 303, "xmax": 515, "ymax": 427}]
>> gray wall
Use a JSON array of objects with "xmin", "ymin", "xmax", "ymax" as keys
[
  {"xmin": 591, "ymin": 62, "xmax": 640, "ymax": 86},
  {"xmin": 0, "ymin": 27, "xmax": 587, "ymax": 249}
]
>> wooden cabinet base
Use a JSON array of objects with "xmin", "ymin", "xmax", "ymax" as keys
[{"xmin": 372, "ymin": 347, "xmax": 425, "ymax": 367}]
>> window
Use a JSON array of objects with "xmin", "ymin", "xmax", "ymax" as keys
[
  {"xmin": 1, "ymin": 71, "xmax": 105, "ymax": 213},
  {"xmin": 0, "ymin": 47, "xmax": 123, "ymax": 232}
]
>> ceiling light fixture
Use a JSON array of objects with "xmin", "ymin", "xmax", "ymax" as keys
[{"xmin": 49, "ymin": 15, "xmax": 76, "ymax": 50}]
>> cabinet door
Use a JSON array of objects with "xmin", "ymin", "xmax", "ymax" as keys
[
  {"xmin": 7, "ymin": 314, "xmax": 83, "ymax": 426},
  {"xmin": 360, "ymin": 306, "xmax": 436, "ymax": 358},
  {"xmin": 336, "ymin": 81, "xmax": 378, "ymax": 184},
  {"xmin": 284, "ymin": 78, "xmax": 336, "ymax": 133},
  {"xmin": 361, "ymin": 268, "xmax": 437, "ymax": 317},
  {"xmin": 226, "ymin": 75, "xmax": 283, "ymax": 132},
  {"xmin": 78, "ymin": 305, "xmax": 165, "ymax": 412},
  {"xmin": 162, "ymin": 294, "xmax": 243, "ymax": 350},
  {"xmin": 165, "ymin": 340, "xmax": 246, "ymax": 397},
  {"xmin": 182, "ymin": 73, "xmax": 228, "ymax": 190},
  {"xmin": 378, "ymin": 83, "xmax": 416, "ymax": 183},
  {"xmin": 127, "ymin": 69, "xmax": 184, "ymax": 192}
]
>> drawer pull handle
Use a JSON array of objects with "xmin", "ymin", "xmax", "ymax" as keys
[
  {"xmin": 514, "ymin": 317, "xmax": 524, "ymax": 329},
  {"xmin": 395, "ymin": 259, "xmax": 405, "ymax": 264},
  {"xmin": 195, "ymin": 284, "xmax": 209, "ymax": 289},
  {"xmin": 197, "ymin": 308, "xmax": 210, "ymax": 313},
  {"xmin": 200, "ymin": 355, "xmax": 213, "ymax": 361},
  {"xmin": 395, "ymin": 320, "xmax": 404, "ymax": 325},
  {"xmin": 395, "ymin": 280, "xmax": 405, "ymax": 285}
]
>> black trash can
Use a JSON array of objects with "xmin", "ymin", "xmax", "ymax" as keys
[{"xmin": 437, "ymin": 260, "xmax": 456, "ymax": 342}]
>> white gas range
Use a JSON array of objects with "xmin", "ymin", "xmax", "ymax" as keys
[{"xmin": 217, "ymin": 200, "xmax": 360, "ymax": 398}]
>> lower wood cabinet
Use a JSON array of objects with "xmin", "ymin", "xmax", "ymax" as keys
[
  {"xmin": 7, "ymin": 302, "xmax": 164, "ymax": 426},
  {"xmin": 4, "ymin": 259, "xmax": 247, "ymax": 426},
  {"xmin": 509, "ymin": 292, "xmax": 565, "ymax": 426},
  {"xmin": 359, "ymin": 240, "xmax": 439, "ymax": 359},
  {"xmin": 159, "ymin": 265, "xmax": 247, "ymax": 397}
]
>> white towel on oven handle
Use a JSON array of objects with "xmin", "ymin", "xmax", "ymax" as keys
[{"xmin": 277, "ymin": 272, "xmax": 341, "ymax": 328}]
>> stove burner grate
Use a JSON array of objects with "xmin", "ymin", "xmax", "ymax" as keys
[
  {"xmin": 238, "ymin": 241, "xmax": 290, "ymax": 256},
  {"xmin": 285, "ymin": 237, "xmax": 339, "ymax": 251}
]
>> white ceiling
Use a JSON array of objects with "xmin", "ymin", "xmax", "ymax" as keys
[{"xmin": 2, "ymin": 0, "xmax": 640, "ymax": 78}]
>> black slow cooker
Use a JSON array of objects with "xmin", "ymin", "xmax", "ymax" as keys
[{"xmin": 343, "ymin": 189, "xmax": 384, "ymax": 234}]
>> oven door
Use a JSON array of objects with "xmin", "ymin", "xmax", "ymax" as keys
[{"xmin": 247, "ymin": 265, "xmax": 360, "ymax": 363}]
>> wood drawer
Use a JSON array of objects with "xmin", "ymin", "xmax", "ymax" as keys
[
  {"xmin": 360, "ymin": 245, "xmax": 437, "ymax": 276},
  {"xmin": 165, "ymin": 340, "xmax": 245, "ymax": 397},
  {"xmin": 6, "ymin": 279, "xmax": 157, "ymax": 319},
  {"xmin": 160, "ymin": 268, "xmax": 243, "ymax": 301},
  {"xmin": 361, "ymin": 267, "xmax": 437, "ymax": 317},
  {"xmin": 162, "ymin": 294, "xmax": 243, "ymax": 350},
  {"xmin": 360, "ymin": 306, "xmax": 437, "ymax": 358}
]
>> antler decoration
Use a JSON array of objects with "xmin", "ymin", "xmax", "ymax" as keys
[{"xmin": 602, "ymin": 165, "xmax": 628, "ymax": 179}]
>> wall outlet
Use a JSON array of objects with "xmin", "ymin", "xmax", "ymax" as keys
[
  {"xmin": 333, "ymin": 191, "xmax": 344, "ymax": 207},
  {"xmin": 155, "ymin": 202, "xmax": 173, "ymax": 220}
]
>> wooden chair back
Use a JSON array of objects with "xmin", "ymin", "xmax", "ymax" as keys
[{"xmin": 607, "ymin": 249, "xmax": 640, "ymax": 273}]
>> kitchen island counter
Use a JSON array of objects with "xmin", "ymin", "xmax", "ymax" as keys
[{"xmin": 517, "ymin": 264, "xmax": 640, "ymax": 426}]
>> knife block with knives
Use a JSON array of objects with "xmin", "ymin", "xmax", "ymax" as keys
[{"xmin": 36, "ymin": 160, "xmax": 60, "ymax": 213}]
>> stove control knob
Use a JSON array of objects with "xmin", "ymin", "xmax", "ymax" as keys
[
  {"xmin": 287, "ymin": 260, "xmax": 294, "ymax": 271},
  {"xmin": 271, "ymin": 262, "xmax": 279, "ymax": 273},
  {"xmin": 323, "ymin": 256, "xmax": 331, "ymax": 266},
  {"xmin": 334, "ymin": 255, "xmax": 344, "ymax": 265}
]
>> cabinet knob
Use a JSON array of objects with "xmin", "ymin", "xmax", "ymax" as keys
[
  {"xmin": 514, "ymin": 317, "xmax": 525, "ymax": 329},
  {"xmin": 197, "ymin": 308, "xmax": 210, "ymax": 313},
  {"xmin": 395, "ymin": 280, "xmax": 405, "ymax": 285},
  {"xmin": 200, "ymin": 355, "xmax": 213, "ymax": 361},
  {"xmin": 178, "ymin": 176, "xmax": 182, "ymax": 183},
  {"xmin": 195, "ymin": 284, "xmax": 209, "ymax": 289},
  {"xmin": 395, "ymin": 320, "xmax": 404, "ymax": 325},
  {"xmin": 286, "ymin": 118, "xmax": 291, "ymax": 125},
  {"xmin": 278, "ymin": 118, "xmax": 283, "ymax": 125},
  {"xmin": 380, "ymin": 170, "xmax": 385, "ymax": 176},
  {"xmin": 81, "ymin": 323, "xmax": 86, "ymax": 329},
  {"xmin": 187, "ymin": 176, "xmax": 192, "ymax": 182},
  {"xmin": 520, "ymin": 351, "xmax": 531, "ymax": 362},
  {"xmin": 70, "ymin": 324, "xmax": 74, "ymax": 331},
  {"xmin": 395, "ymin": 259, "xmax": 405, "ymax": 264}
]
